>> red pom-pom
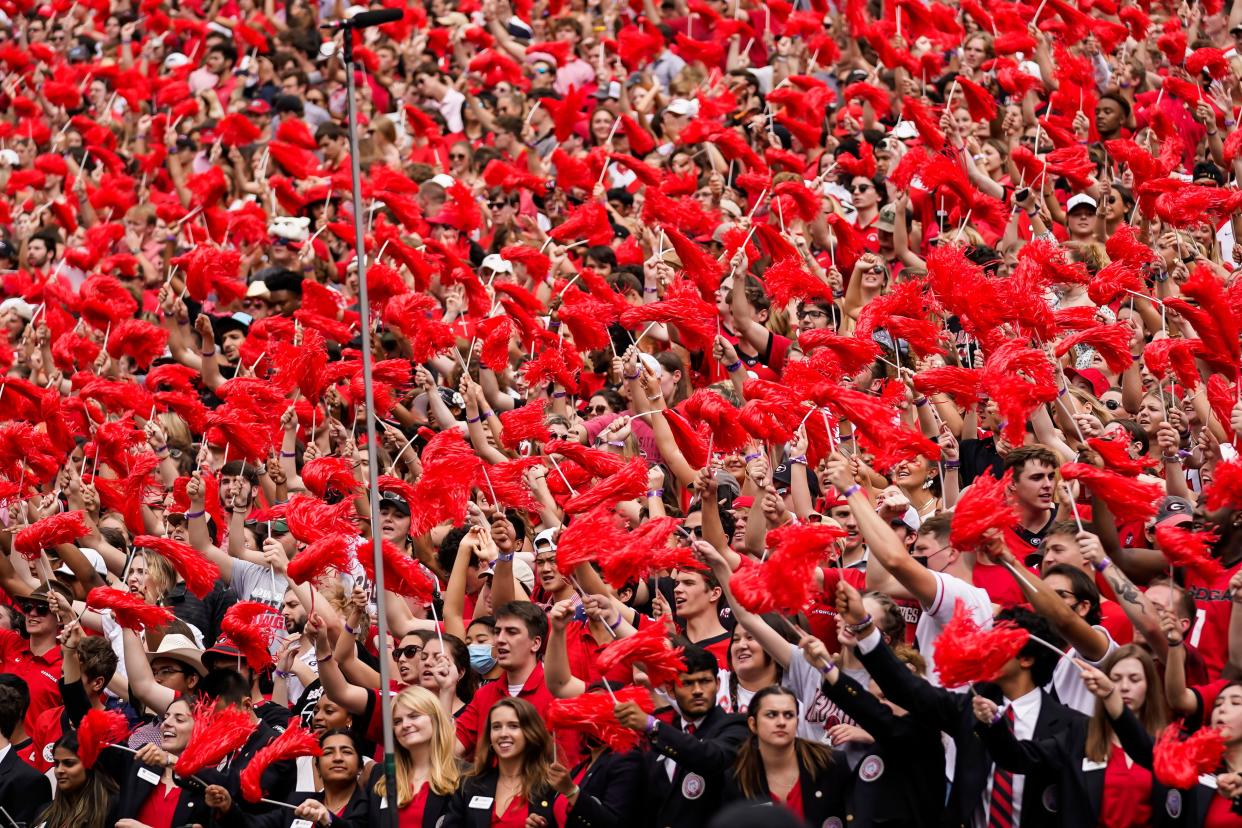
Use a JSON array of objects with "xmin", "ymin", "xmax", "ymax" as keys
[
  {"xmin": 562, "ymin": 458, "xmax": 649, "ymax": 514},
  {"xmin": 239, "ymin": 724, "xmax": 322, "ymax": 803},
  {"xmin": 730, "ymin": 522, "xmax": 846, "ymax": 614},
  {"xmin": 596, "ymin": 620, "xmax": 686, "ymax": 687},
  {"xmin": 1055, "ymin": 324, "xmax": 1134, "ymax": 374},
  {"xmin": 133, "ymin": 534, "xmax": 222, "ymax": 599},
  {"xmin": 684, "ymin": 390, "xmax": 749, "ymax": 453},
  {"xmin": 1155, "ymin": 524, "xmax": 1224, "ymax": 583},
  {"xmin": 1060, "ymin": 463, "xmax": 1163, "ymax": 523},
  {"xmin": 1086, "ymin": 433, "xmax": 1150, "ymax": 477},
  {"xmin": 75, "ymin": 708, "xmax": 130, "ymax": 770},
  {"xmin": 14, "ymin": 510, "xmax": 89, "ymax": 560},
  {"xmin": 949, "ymin": 471, "xmax": 1019, "ymax": 552},
  {"xmin": 933, "ymin": 600, "xmax": 1029, "ymax": 688},
  {"xmin": 86, "ymin": 587, "xmax": 174, "ymax": 631},
  {"xmin": 358, "ymin": 540, "xmax": 437, "ymax": 602},
  {"xmin": 222, "ymin": 601, "xmax": 281, "ymax": 671},
  {"xmin": 913, "ymin": 366, "xmax": 982, "ymax": 409},
  {"xmin": 301, "ymin": 457, "xmax": 361, "ymax": 499},
  {"xmin": 286, "ymin": 534, "xmax": 355, "ymax": 586},
  {"xmin": 1153, "ymin": 725, "xmax": 1226, "ymax": 789},
  {"xmin": 283, "ymin": 495, "xmax": 357, "ymax": 544},
  {"xmin": 1204, "ymin": 458, "xmax": 1242, "ymax": 512},
  {"xmin": 546, "ymin": 686, "xmax": 654, "ymax": 752},
  {"xmin": 174, "ymin": 699, "xmax": 258, "ymax": 777},
  {"xmin": 500, "ymin": 400, "xmax": 550, "ymax": 450}
]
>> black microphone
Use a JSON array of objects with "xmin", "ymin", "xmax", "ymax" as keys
[{"xmin": 319, "ymin": 8, "xmax": 403, "ymax": 29}]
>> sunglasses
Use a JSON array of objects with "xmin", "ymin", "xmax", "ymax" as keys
[
  {"xmin": 19, "ymin": 602, "xmax": 50, "ymax": 616},
  {"xmin": 586, "ymin": 404, "xmax": 609, "ymax": 415},
  {"xmin": 851, "ymin": 184, "xmax": 873, "ymax": 193},
  {"xmin": 1104, "ymin": 400, "xmax": 1121, "ymax": 410},
  {"xmin": 393, "ymin": 644, "xmax": 423, "ymax": 660},
  {"xmin": 449, "ymin": 153, "xmax": 468, "ymax": 161}
]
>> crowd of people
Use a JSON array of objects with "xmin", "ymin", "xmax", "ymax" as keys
[{"xmin": 5, "ymin": 0, "xmax": 1242, "ymax": 824}]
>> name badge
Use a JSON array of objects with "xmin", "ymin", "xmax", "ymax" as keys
[
  {"xmin": 1200, "ymin": 774, "xmax": 1219, "ymax": 789},
  {"xmin": 291, "ymin": 821, "xmax": 315, "ymax": 828},
  {"xmin": 137, "ymin": 767, "xmax": 161, "ymax": 785},
  {"xmin": 469, "ymin": 795, "xmax": 495, "ymax": 809},
  {"xmin": 1081, "ymin": 758, "xmax": 1107, "ymax": 772},
  {"xmin": 379, "ymin": 796, "xmax": 387, "ymax": 810}
]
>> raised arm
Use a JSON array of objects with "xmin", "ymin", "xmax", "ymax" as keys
[
  {"xmin": 544, "ymin": 600, "xmax": 588, "ymax": 698},
  {"xmin": 994, "ymin": 543, "xmax": 1110, "ymax": 661},
  {"xmin": 697, "ymin": 540, "xmax": 794, "ymax": 669}
]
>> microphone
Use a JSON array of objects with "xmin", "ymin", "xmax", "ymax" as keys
[{"xmin": 319, "ymin": 8, "xmax": 403, "ymax": 29}]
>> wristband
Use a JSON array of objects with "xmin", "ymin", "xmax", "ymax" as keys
[
  {"xmin": 788, "ymin": 455, "xmax": 807, "ymax": 465},
  {"xmin": 274, "ymin": 669, "xmax": 290, "ymax": 678},
  {"xmin": 202, "ymin": 350, "xmax": 216, "ymax": 357},
  {"xmin": 482, "ymin": 410, "xmax": 495, "ymax": 419},
  {"xmin": 344, "ymin": 623, "xmax": 357, "ymax": 635},
  {"xmin": 842, "ymin": 483, "xmax": 862, "ymax": 499},
  {"xmin": 1168, "ymin": 638, "xmax": 1184, "ymax": 647},
  {"xmin": 608, "ymin": 614, "xmax": 623, "ymax": 630},
  {"xmin": 281, "ymin": 451, "xmax": 296, "ymax": 458},
  {"xmin": 467, "ymin": 414, "xmax": 483, "ymax": 424},
  {"xmin": 744, "ymin": 452, "xmax": 762, "ymax": 462},
  {"xmin": 725, "ymin": 359, "xmax": 742, "ymax": 373},
  {"xmin": 552, "ymin": 391, "xmax": 567, "ymax": 399},
  {"xmin": 845, "ymin": 614, "xmax": 873, "ymax": 634},
  {"xmin": 497, "ymin": 552, "xmax": 515, "ymax": 562},
  {"xmin": 819, "ymin": 660, "xmax": 837, "ymax": 677},
  {"xmin": 1093, "ymin": 557, "xmax": 1112, "ymax": 572},
  {"xmin": 645, "ymin": 715, "xmax": 659, "ymax": 735},
  {"xmin": 623, "ymin": 371, "xmax": 640, "ymax": 381},
  {"xmin": 153, "ymin": 445, "xmax": 168, "ymax": 454},
  {"xmin": 186, "ymin": 509, "xmax": 205, "ymax": 519},
  {"xmin": 605, "ymin": 440, "xmax": 625, "ymax": 448},
  {"xmin": 646, "ymin": 489, "xmax": 664, "ymax": 498},
  {"xmin": 643, "ymin": 287, "xmax": 658, "ymax": 294},
  {"xmin": 914, "ymin": 397, "xmax": 928, "ymax": 407},
  {"xmin": 318, "ymin": 652, "xmax": 333, "ymax": 663},
  {"xmin": 943, "ymin": 459, "xmax": 961, "ymax": 470},
  {"xmin": 1161, "ymin": 453, "xmax": 1182, "ymax": 463}
]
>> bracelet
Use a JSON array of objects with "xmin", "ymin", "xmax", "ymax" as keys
[
  {"xmin": 819, "ymin": 661, "xmax": 837, "ymax": 677},
  {"xmin": 186, "ymin": 509, "xmax": 205, "ymax": 519},
  {"xmin": 202, "ymin": 350, "xmax": 215, "ymax": 357},
  {"xmin": 914, "ymin": 397, "xmax": 928, "ymax": 407},
  {"xmin": 608, "ymin": 614, "xmax": 623, "ymax": 630},
  {"xmin": 646, "ymin": 394, "xmax": 662, "ymax": 402},
  {"xmin": 153, "ymin": 445, "xmax": 168, "ymax": 454},
  {"xmin": 1094, "ymin": 557, "xmax": 1112, "ymax": 573},
  {"xmin": 1161, "ymin": 453, "xmax": 1182, "ymax": 463},
  {"xmin": 274, "ymin": 669, "xmax": 290, "ymax": 678},
  {"xmin": 467, "ymin": 414, "xmax": 483, "ymax": 424},
  {"xmin": 744, "ymin": 452, "xmax": 762, "ymax": 462},
  {"xmin": 318, "ymin": 652, "xmax": 333, "ymax": 663},
  {"xmin": 1168, "ymin": 638, "xmax": 1184, "ymax": 647},
  {"xmin": 281, "ymin": 450, "xmax": 296, "ymax": 458},
  {"xmin": 552, "ymin": 391, "xmax": 567, "ymax": 399},
  {"xmin": 646, "ymin": 489, "xmax": 664, "ymax": 498},
  {"xmin": 497, "ymin": 552, "xmax": 515, "ymax": 562},
  {"xmin": 645, "ymin": 715, "xmax": 659, "ymax": 735},
  {"xmin": 725, "ymin": 359, "xmax": 742, "ymax": 373},
  {"xmin": 788, "ymin": 455, "xmax": 807, "ymax": 465},
  {"xmin": 944, "ymin": 460, "xmax": 960, "ymax": 470},
  {"xmin": 842, "ymin": 483, "xmax": 862, "ymax": 498},
  {"xmin": 845, "ymin": 614, "xmax": 873, "ymax": 634},
  {"xmin": 623, "ymin": 371, "xmax": 639, "ymax": 381},
  {"xmin": 344, "ymin": 623, "xmax": 357, "ymax": 634},
  {"xmin": 481, "ymin": 410, "xmax": 494, "ymax": 420},
  {"xmin": 605, "ymin": 440, "xmax": 624, "ymax": 448},
  {"xmin": 643, "ymin": 287, "xmax": 658, "ymax": 294},
  {"xmin": 1227, "ymin": 119, "xmax": 1237, "ymax": 127}
]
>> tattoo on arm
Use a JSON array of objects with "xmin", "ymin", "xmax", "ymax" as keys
[{"xmin": 1107, "ymin": 570, "xmax": 1145, "ymax": 615}]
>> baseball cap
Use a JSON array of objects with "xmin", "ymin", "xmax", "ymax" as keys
[
  {"xmin": 1153, "ymin": 496, "xmax": 1192, "ymax": 529},
  {"xmin": 533, "ymin": 528, "xmax": 558, "ymax": 553},
  {"xmin": 876, "ymin": 204, "xmax": 897, "ymax": 233},
  {"xmin": 1066, "ymin": 194, "xmax": 1098, "ymax": 213},
  {"xmin": 772, "ymin": 462, "xmax": 822, "ymax": 498},
  {"xmin": 0, "ymin": 297, "xmax": 34, "ymax": 321},
  {"xmin": 164, "ymin": 52, "xmax": 191, "ymax": 69},
  {"xmin": 594, "ymin": 81, "xmax": 622, "ymax": 100},
  {"xmin": 412, "ymin": 386, "xmax": 466, "ymax": 418},
  {"xmin": 481, "ymin": 253, "xmax": 514, "ymax": 275},
  {"xmin": 246, "ymin": 99, "xmax": 272, "ymax": 116},
  {"xmin": 1065, "ymin": 367, "xmax": 1110, "ymax": 396},
  {"xmin": 483, "ymin": 557, "xmax": 536, "ymax": 592},
  {"xmin": 666, "ymin": 98, "xmax": 700, "ymax": 117},
  {"xmin": 379, "ymin": 490, "xmax": 411, "ymax": 517}
]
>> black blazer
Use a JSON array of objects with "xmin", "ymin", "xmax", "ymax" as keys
[
  {"xmin": 821, "ymin": 668, "xmax": 946, "ymax": 826},
  {"xmin": 103, "ymin": 750, "xmax": 210, "ymax": 827},
  {"xmin": 219, "ymin": 787, "xmax": 370, "ymax": 828},
  {"xmin": 564, "ymin": 749, "xmax": 642, "ymax": 828},
  {"xmin": 197, "ymin": 722, "xmax": 298, "ymax": 816},
  {"xmin": 980, "ymin": 702, "xmax": 1177, "ymax": 828},
  {"xmin": 722, "ymin": 746, "xmax": 852, "ymax": 827},
  {"xmin": 858, "ymin": 635, "xmax": 1083, "ymax": 828},
  {"xmin": 444, "ymin": 768, "xmax": 558, "ymax": 828},
  {"xmin": 0, "ymin": 746, "xmax": 52, "ymax": 826},
  {"xmin": 363, "ymin": 763, "xmax": 454, "ymax": 828},
  {"xmin": 642, "ymin": 705, "xmax": 749, "ymax": 828}
]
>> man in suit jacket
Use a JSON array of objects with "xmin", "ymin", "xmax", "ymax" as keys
[
  {"xmin": 0, "ymin": 681, "xmax": 52, "ymax": 826},
  {"xmin": 855, "ymin": 605, "xmax": 1083, "ymax": 828},
  {"xmin": 615, "ymin": 644, "xmax": 748, "ymax": 828}
]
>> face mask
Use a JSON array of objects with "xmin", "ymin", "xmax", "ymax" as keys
[{"xmin": 468, "ymin": 644, "xmax": 496, "ymax": 674}]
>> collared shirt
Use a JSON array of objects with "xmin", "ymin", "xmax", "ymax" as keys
[
  {"xmin": 976, "ymin": 688, "xmax": 1043, "ymax": 828},
  {"xmin": 0, "ymin": 630, "xmax": 63, "ymax": 737},
  {"xmin": 662, "ymin": 714, "xmax": 705, "ymax": 781}
]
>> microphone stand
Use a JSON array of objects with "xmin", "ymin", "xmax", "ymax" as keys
[{"xmin": 340, "ymin": 22, "xmax": 399, "ymax": 828}]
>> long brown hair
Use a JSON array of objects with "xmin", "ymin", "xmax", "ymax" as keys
[
  {"xmin": 733, "ymin": 686, "xmax": 834, "ymax": 799},
  {"xmin": 470, "ymin": 697, "xmax": 553, "ymax": 800},
  {"xmin": 37, "ymin": 733, "xmax": 118, "ymax": 828},
  {"xmin": 1085, "ymin": 645, "xmax": 1169, "ymax": 762}
]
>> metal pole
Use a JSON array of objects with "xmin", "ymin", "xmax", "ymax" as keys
[{"xmin": 343, "ymin": 28, "xmax": 399, "ymax": 828}]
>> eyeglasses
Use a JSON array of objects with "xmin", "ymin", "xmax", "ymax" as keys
[
  {"xmin": 393, "ymin": 644, "xmax": 423, "ymax": 660},
  {"xmin": 534, "ymin": 67, "xmax": 551, "ymax": 74},
  {"xmin": 18, "ymin": 602, "xmax": 49, "ymax": 616},
  {"xmin": 851, "ymin": 183, "xmax": 873, "ymax": 194},
  {"xmin": 797, "ymin": 309, "xmax": 829, "ymax": 320}
]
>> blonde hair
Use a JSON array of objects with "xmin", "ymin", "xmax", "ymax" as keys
[
  {"xmin": 373, "ymin": 686, "xmax": 461, "ymax": 805},
  {"xmin": 142, "ymin": 550, "xmax": 178, "ymax": 603}
]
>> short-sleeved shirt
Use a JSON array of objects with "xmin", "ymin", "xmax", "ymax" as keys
[
  {"xmin": 915, "ymin": 571, "xmax": 993, "ymax": 689},
  {"xmin": 1049, "ymin": 626, "xmax": 1117, "ymax": 715},
  {"xmin": 1186, "ymin": 557, "xmax": 1242, "ymax": 677},
  {"xmin": 231, "ymin": 558, "xmax": 288, "ymax": 611},
  {"xmin": 0, "ymin": 630, "xmax": 62, "ymax": 737}
]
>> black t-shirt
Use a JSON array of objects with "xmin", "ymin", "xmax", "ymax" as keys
[{"xmin": 959, "ymin": 436, "xmax": 1003, "ymax": 487}]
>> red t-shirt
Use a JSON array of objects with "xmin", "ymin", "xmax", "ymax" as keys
[
  {"xmin": 1185, "ymin": 558, "xmax": 1242, "ymax": 678},
  {"xmin": 1099, "ymin": 600, "xmax": 1134, "ymax": 647},
  {"xmin": 0, "ymin": 630, "xmax": 62, "ymax": 738},
  {"xmin": 971, "ymin": 561, "xmax": 1027, "ymax": 608},
  {"xmin": 564, "ymin": 620, "xmax": 631, "ymax": 687},
  {"xmin": 1099, "ymin": 744, "xmax": 1152, "ymax": 828}
]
